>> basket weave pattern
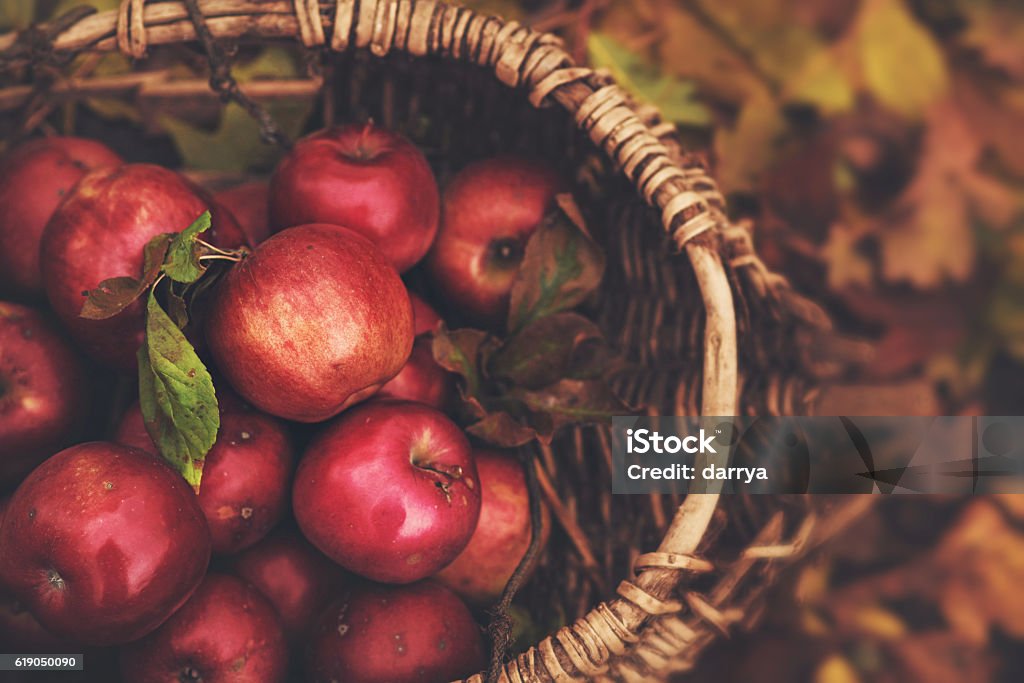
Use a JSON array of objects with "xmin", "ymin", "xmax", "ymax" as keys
[{"xmin": 0, "ymin": 1, "xmax": 862, "ymax": 680}]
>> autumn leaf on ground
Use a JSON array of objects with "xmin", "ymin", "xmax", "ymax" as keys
[
  {"xmin": 957, "ymin": 0, "xmax": 1024, "ymax": 79},
  {"xmin": 878, "ymin": 100, "xmax": 1017, "ymax": 288},
  {"xmin": 853, "ymin": 0, "xmax": 949, "ymax": 119},
  {"xmin": 587, "ymin": 32, "xmax": 711, "ymax": 127}
]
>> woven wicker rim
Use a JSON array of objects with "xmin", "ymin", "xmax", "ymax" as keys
[{"xmin": 0, "ymin": 1, "xmax": 827, "ymax": 680}]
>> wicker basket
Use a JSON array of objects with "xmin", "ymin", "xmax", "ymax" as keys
[{"xmin": 0, "ymin": 1, "xmax": 868, "ymax": 680}]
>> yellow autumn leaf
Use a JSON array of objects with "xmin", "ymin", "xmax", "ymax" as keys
[
  {"xmin": 856, "ymin": 0, "xmax": 949, "ymax": 118},
  {"xmin": 814, "ymin": 654, "xmax": 862, "ymax": 683},
  {"xmin": 786, "ymin": 47, "xmax": 856, "ymax": 114}
]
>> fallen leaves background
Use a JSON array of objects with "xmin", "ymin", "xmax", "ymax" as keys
[{"xmin": 3, "ymin": 0, "xmax": 1024, "ymax": 679}]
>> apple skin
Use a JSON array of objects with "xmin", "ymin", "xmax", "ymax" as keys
[
  {"xmin": 120, "ymin": 573, "xmax": 288, "ymax": 683},
  {"xmin": 0, "ymin": 302, "xmax": 87, "ymax": 488},
  {"xmin": 293, "ymin": 399, "xmax": 481, "ymax": 583},
  {"xmin": 0, "ymin": 137, "xmax": 122, "ymax": 298},
  {"xmin": 377, "ymin": 336, "xmax": 453, "ymax": 410},
  {"xmin": 115, "ymin": 402, "xmax": 294, "ymax": 555},
  {"xmin": 425, "ymin": 155, "xmax": 563, "ymax": 327},
  {"xmin": 215, "ymin": 180, "xmax": 271, "ymax": 246},
  {"xmin": 409, "ymin": 292, "xmax": 442, "ymax": 336},
  {"xmin": 269, "ymin": 124, "xmax": 440, "ymax": 273},
  {"xmin": 436, "ymin": 450, "xmax": 551, "ymax": 605},
  {"xmin": 306, "ymin": 581, "xmax": 485, "ymax": 683},
  {"xmin": 0, "ymin": 442, "xmax": 211, "ymax": 645},
  {"xmin": 206, "ymin": 224, "xmax": 414, "ymax": 423},
  {"xmin": 40, "ymin": 163, "xmax": 247, "ymax": 370},
  {"xmin": 231, "ymin": 530, "xmax": 347, "ymax": 642}
]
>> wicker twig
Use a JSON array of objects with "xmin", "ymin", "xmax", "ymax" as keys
[{"xmin": 180, "ymin": 0, "xmax": 291, "ymax": 148}]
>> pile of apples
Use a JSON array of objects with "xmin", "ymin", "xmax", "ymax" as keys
[{"xmin": 0, "ymin": 124, "xmax": 564, "ymax": 682}]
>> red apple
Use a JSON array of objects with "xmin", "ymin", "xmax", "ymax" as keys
[
  {"xmin": 426, "ymin": 155, "xmax": 563, "ymax": 327},
  {"xmin": 232, "ymin": 531, "xmax": 347, "ymax": 641},
  {"xmin": 409, "ymin": 292, "xmax": 442, "ymax": 336},
  {"xmin": 436, "ymin": 450, "xmax": 551, "ymax": 605},
  {"xmin": 40, "ymin": 163, "xmax": 247, "ymax": 370},
  {"xmin": 215, "ymin": 180, "xmax": 271, "ymax": 246},
  {"xmin": 306, "ymin": 581, "xmax": 485, "ymax": 683},
  {"xmin": 376, "ymin": 337, "xmax": 453, "ymax": 410},
  {"xmin": 0, "ymin": 137, "xmax": 122, "ymax": 298},
  {"xmin": 206, "ymin": 224, "xmax": 413, "ymax": 422},
  {"xmin": 269, "ymin": 123, "xmax": 440, "ymax": 272},
  {"xmin": 120, "ymin": 573, "xmax": 288, "ymax": 683},
  {"xmin": 0, "ymin": 302, "xmax": 87, "ymax": 488},
  {"xmin": 115, "ymin": 402, "xmax": 294, "ymax": 555},
  {"xmin": 293, "ymin": 400, "xmax": 481, "ymax": 583},
  {"xmin": 0, "ymin": 442, "xmax": 211, "ymax": 645}
]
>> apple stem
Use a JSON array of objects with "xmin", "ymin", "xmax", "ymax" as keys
[{"xmin": 486, "ymin": 450, "xmax": 544, "ymax": 681}]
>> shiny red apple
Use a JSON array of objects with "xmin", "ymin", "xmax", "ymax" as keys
[
  {"xmin": 206, "ymin": 224, "xmax": 413, "ymax": 422},
  {"xmin": 0, "ymin": 137, "xmax": 122, "ymax": 298},
  {"xmin": 293, "ymin": 400, "xmax": 481, "ymax": 583},
  {"xmin": 426, "ymin": 155, "xmax": 563, "ymax": 327},
  {"xmin": 0, "ymin": 302, "xmax": 86, "ymax": 488},
  {"xmin": 437, "ymin": 449, "xmax": 551, "ymax": 605},
  {"xmin": 232, "ymin": 530, "xmax": 347, "ymax": 641},
  {"xmin": 120, "ymin": 573, "xmax": 288, "ymax": 683},
  {"xmin": 306, "ymin": 581, "xmax": 485, "ymax": 683},
  {"xmin": 40, "ymin": 163, "xmax": 246, "ymax": 370},
  {"xmin": 269, "ymin": 123, "xmax": 440, "ymax": 272},
  {"xmin": 0, "ymin": 442, "xmax": 211, "ymax": 645},
  {"xmin": 215, "ymin": 180, "xmax": 271, "ymax": 246},
  {"xmin": 115, "ymin": 402, "xmax": 294, "ymax": 555},
  {"xmin": 376, "ymin": 336, "xmax": 453, "ymax": 410}
]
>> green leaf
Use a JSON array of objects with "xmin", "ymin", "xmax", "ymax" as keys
[
  {"xmin": 466, "ymin": 411, "xmax": 540, "ymax": 448},
  {"xmin": 587, "ymin": 32, "xmax": 712, "ymax": 127},
  {"xmin": 163, "ymin": 211, "xmax": 211, "ymax": 284},
  {"xmin": 507, "ymin": 209, "xmax": 605, "ymax": 333},
  {"xmin": 138, "ymin": 291, "xmax": 219, "ymax": 491},
  {"xmin": 80, "ymin": 233, "xmax": 173, "ymax": 320},
  {"xmin": 489, "ymin": 313, "xmax": 603, "ymax": 389},
  {"xmin": 856, "ymin": 0, "xmax": 949, "ymax": 118},
  {"xmin": 514, "ymin": 379, "xmax": 632, "ymax": 433},
  {"xmin": 432, "ymin": 326, "xmax": 491, "ymax": 398}
]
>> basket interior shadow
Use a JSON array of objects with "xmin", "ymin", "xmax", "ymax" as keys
[{"xmin": 321, "ymin": 49, "xmax": 840, "ymax": 673}]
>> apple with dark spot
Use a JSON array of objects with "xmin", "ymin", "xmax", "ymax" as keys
[
  {"xmin": 0, "ymin": 302, "xmax": 86, "ymax": 488},
  {"xmin": 306, "ymin": 581, "xmax": 485, "ymax": 683},
  {"xmin": 0, "ymin": 137, "xmax": 122, "ymax": 298},
  {"xmin": 269, "ymin": 124, "xmax": 440, "ymax": 273},
  {"xmin": 437, "ymin": 449, "xmax": 551, "ymax": 605},
  {"xmin": 232, "ymin": 530, "xmax": 347, "ymax": 642},
  {"xmin": 115, "ymin": 402, "xmax": 294, "ymax": 555},
  {"xmin": 120, "ymin": 573, "xmax": 288, "ymax": 683},
  {"xmin": 426, "ymin": 155, "xmax": 563, "ymax": 327},
  {"xmin": 293, "ymin": 400, "xmax": 480, "ymax": 583},
  {"xmin": 40, "ymin": 163, "xmax": 247, "ymax": 370},
  {"xmin": 0, "ymin": 442, "xmax": 211, "ymax": 645},
  {"xmin": 206, "ymin": 224, "xmax": 413, "ymax": 422}
]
